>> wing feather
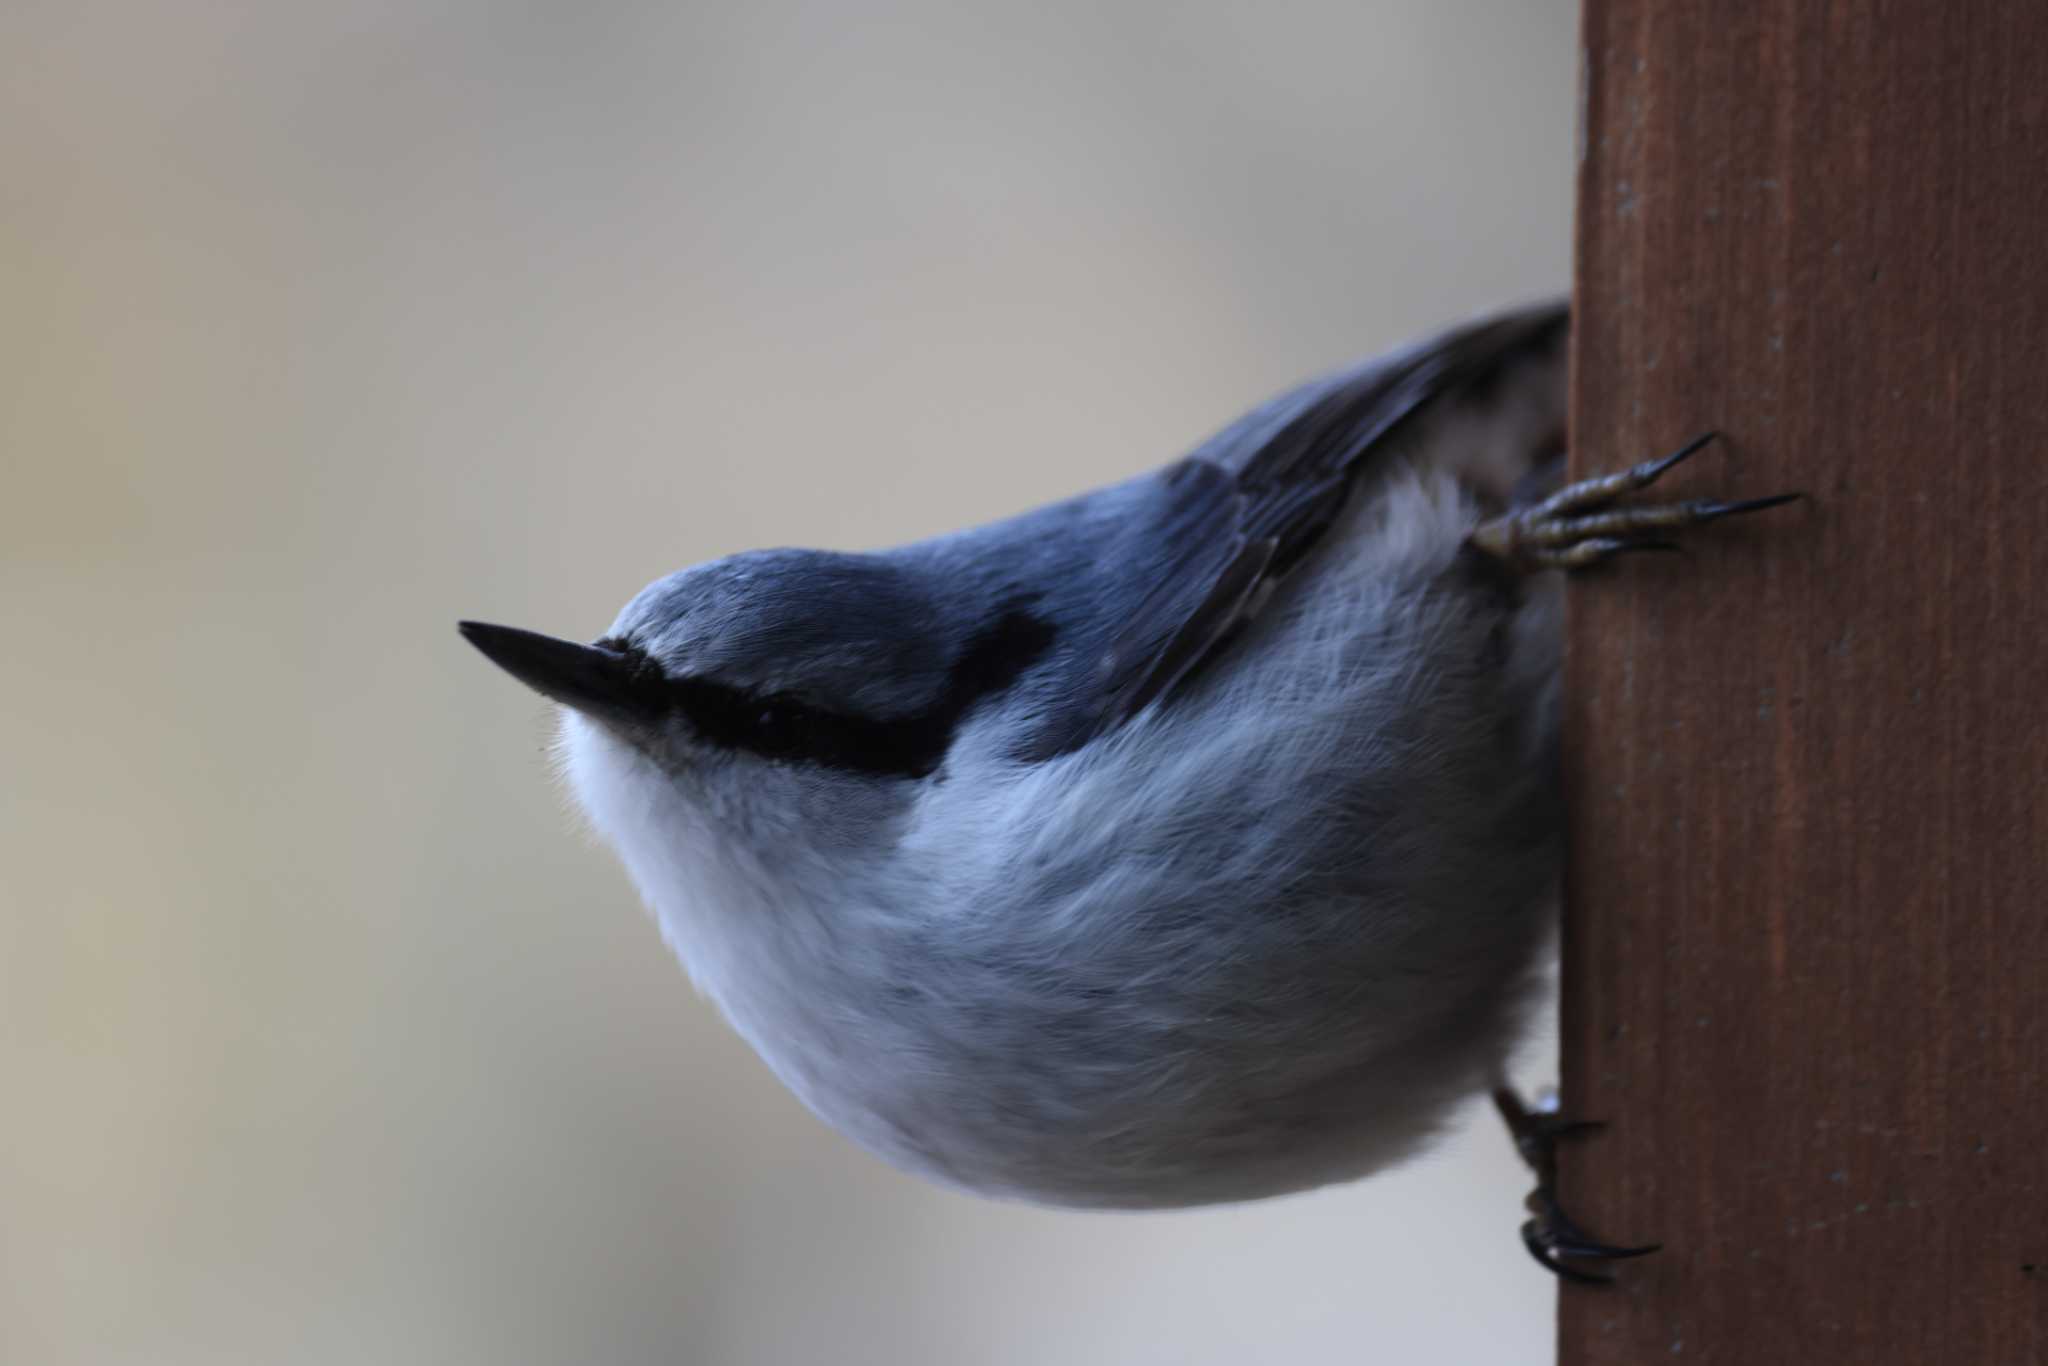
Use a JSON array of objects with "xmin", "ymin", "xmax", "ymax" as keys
[{"xmin": 1030, "ymin": 301, "xmax": 1567, "ymax": 757}]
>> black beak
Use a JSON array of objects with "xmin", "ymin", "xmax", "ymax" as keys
[{"xmin": 458, "ymin": 621, "xmax": 657, "ymax": 724}]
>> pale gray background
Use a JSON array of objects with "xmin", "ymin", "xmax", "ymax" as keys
[{"xmin": 3, "ymin": 3, "xmax": 1578, "ymax": 1362}]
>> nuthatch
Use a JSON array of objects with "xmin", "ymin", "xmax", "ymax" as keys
[{"xmin": 463, "ymin": 301, "xmax": 1795, "ymax": 1278}]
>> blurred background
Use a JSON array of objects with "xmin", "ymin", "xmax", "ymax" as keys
[{"xmin": 3, "ymin": 3, "xmax": 1578, "ymax": 1362}]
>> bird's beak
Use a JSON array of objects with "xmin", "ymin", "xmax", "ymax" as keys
[{"xmin": 458, "ymin": 621, "xmax": 658, "ymax": 725}]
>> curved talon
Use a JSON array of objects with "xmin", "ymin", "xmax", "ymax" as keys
[
  {"xmin": 1521, "ymin": 1221, "xmax": 1616, "ymax": 1285},
  {"xmin": 1558, "ymin": 1238, "xmax": 1662, "ymax": 1262},
  {"xmin": 1694, "ymin": 491, "xmax": 1803, "ymax": 519},
  {"xmin": 1639, "ymin": 429, "xmax": 1722, "ymax": 483},
  {"xmin": 1469, "ymin": 431, "xmax": 1801, "ymax": 575},
  {"xmin": 1546, "ymin": 1229, "xmax": 1662, "ymax": 1262},
  {"xmin": 1523, "ymin": 1191, "xmax": 1662, "ymax": 1280},
  {"xmin": 1494, "ymin": 1086, "xmax": 1660, "ymax": 1285},
  {"xmin": 1544, "ymin": 1119, "xmax": 1606, "ymax": 1143},
  {"xmin": 1527, "ymin": 429, "xmax": 1721, "ymax": 520}
]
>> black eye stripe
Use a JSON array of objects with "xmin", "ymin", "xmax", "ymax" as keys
[
  {"xmin": 612, "ymin": 604, "xmax": 1056, "ymax": 779},
  {"xmin": 666, "ymin": 676, "xmax": 945, "ymax": 777}
]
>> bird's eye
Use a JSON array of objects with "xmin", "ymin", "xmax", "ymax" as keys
[{"xmin": 756, "ymin": 702, "xmax": 804, "ymax": 737}]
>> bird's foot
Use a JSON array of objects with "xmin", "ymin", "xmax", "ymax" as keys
[
  {"xmin": 1469, "ymin": 431, "xmax": 1800, "ymax": 572},
  {"xmin": 1492, "ymin": 1087, "xmax": 1660, "ymax": 1284}
]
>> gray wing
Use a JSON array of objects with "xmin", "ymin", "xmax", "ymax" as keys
[{"xmin": 1020, "ymin": 300, "xmax": 1568, "ymax": 760}]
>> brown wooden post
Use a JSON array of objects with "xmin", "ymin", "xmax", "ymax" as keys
[{"xmin": 1563, "ymin": 5, "xmax": 2048, "ymax": 1361}]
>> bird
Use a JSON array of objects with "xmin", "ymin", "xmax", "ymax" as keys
[{"xmin": 461, "ymin": 300, "xmax": 1796, "ymax": 1279}]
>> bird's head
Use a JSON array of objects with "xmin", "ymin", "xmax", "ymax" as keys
[{"xmin": 461, "ymin": 547, "xmax": 1057, "ymax": 847}]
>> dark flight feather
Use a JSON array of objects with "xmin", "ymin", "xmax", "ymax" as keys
[{"xmin": 1025, "ymin": 302, "xmax": 1567, "ymax": 758}]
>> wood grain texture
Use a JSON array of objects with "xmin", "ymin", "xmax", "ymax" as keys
[{"xmin": 1562, "ymin": 4, "xmax": 2048, "ymax": 1361}]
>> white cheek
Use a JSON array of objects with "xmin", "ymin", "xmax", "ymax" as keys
[
  {"xmin": 554, "ymin": 710, "xmax": 657, "ymax": 869},
  {"xmin": 554, "ymin": 713, "xmax": 734, "ymax": 980},
  {"xmin": 551, "ymin": 713, "xmax": 886, "ymax": 1121}
]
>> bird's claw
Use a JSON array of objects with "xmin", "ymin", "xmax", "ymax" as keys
[
  {"xmin": 1518, "ymin": 1189, "xmax": 1662, "ymax": 1284},
  {"xmin": 1469, "ymin": 431, "xmax": 1801, "ymax": 572},
  {"xmin": 1493, "ymin": 1087, "xmax": 1659, "ymax": 1284}
]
